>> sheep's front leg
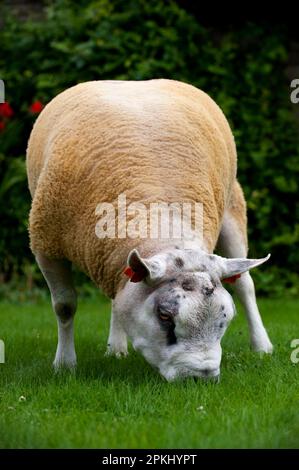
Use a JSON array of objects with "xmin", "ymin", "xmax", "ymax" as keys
[
  {"xmin": 233, "ymin": 272, "xmax": 273, "ymax": 353},
  {"xmin": 217, "ymin": 182, "xmax": 273, "ymax": 353},
  {"xmin": 105, "ymin": 301, "xmax": 128, "ymax": 358},
  {"xmin": 36, "ymin": 253, "xmax": 77, "ymax": 369}
]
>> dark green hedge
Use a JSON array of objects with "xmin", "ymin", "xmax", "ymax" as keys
[{"xmin": 0, "ymin": 0, "xmax": 298, "ymax": 295}]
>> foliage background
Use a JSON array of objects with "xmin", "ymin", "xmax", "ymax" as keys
[{"xmin": 0, "ymin": 0, "xmax": 298, "ymax": 296}]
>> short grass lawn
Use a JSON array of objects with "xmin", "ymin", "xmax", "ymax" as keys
[{"xmin": 0, "ymin": 293, "xmax": 298, "ymax": 448}]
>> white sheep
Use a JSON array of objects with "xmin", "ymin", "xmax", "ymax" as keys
[{"xmin": 26, "ymin": 79, "xmax": 272, "ymax": 381}]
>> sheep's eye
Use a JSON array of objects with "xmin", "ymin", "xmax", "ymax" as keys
[
  {"xmin": 157, "ymin": 308, "xmax": 176, "ymax": 345},
  {"xmin": 159, "ymin": 313, "xmax": 171, "ymax": 322},
  {"xmin": 157, "ymin": 307, "xmax": 172, "ymax": 322}
]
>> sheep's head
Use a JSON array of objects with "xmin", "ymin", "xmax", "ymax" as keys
[{"xmin": 115, "ymin": 248, "xmax": 270, "ymax": 381}]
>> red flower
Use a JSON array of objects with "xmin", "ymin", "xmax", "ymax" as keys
[
  {"xmin": 29, "ymin": 100, "xmax": 44, "ymax": 114},
  {"xmin": 0, "ymin": 102, "xmax": 14, "ymax": 118},
  {"xmin": 0, "ymin": 120, "xmax": 6, "ymax": 132}
]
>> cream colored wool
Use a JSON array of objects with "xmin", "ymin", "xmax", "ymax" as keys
[{"xmin": 26, "ymin": 79, "xmax": 241, "ymax": 298}]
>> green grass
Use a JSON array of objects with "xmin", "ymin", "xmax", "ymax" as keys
[{"xmin": 0, "ymin": 293, "xmax": 298, "ymax": 448}]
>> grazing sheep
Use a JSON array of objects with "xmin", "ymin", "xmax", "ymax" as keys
[{"xmin": 26, "ymin": 79, "xmax": 272, "ymax": 381}]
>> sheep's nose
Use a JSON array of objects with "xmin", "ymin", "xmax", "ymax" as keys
[
  {"xmin": 201, "ymin": 368, "xmax": 218, "ymax": 376},
  {"xmin": 193, "ymin": 368, "xmax": 220, "ymax": 382}
]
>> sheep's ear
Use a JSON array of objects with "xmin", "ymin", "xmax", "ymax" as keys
[
  {"xmin": 216, "ymin": 254, "xmax": 271, "ymax": 281},
  {"xmin": 125, "ymin": 249, "xmax": 165, "ymax": 284}
]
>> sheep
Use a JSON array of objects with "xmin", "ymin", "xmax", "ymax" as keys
[{"xmin": 26, "ymin": 79, "xmax": 273, "ymax": 380}]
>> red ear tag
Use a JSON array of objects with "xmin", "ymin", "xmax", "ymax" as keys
[
  {"xmin": 123, "ymin": 266, "xmax": 145, "ymax": 283},
  {"xmin": 123, "ymin": 266, "xmax": 134, "ymax": 278},
  {"xmin": 222, "ymin": 273, "xmax": 241, "ymax": 284}
]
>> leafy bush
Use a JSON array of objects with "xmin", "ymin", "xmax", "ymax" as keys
[{"xmin": 0, "ymin": 0, "xmax": 298, "ymax": 295}]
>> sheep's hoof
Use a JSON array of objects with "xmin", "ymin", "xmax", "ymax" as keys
[
  {"xmin": 252, "ymin": 339, "xmax": 273, "ymax": 354},
  {"xmin": 53, "ymin": 357, "xmax": 77, "ymax": 372},
  {"xmin": 105, "ymin": 345, "xmax": 128, "ymax": 359}
]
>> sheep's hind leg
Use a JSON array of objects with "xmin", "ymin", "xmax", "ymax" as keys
[
  {"xmin": 105, "ymin": 301, "xmax": 128, "ymax": 358},
  {"xmin": 216, "ymin": 182, "xmax": 273, "ymax": 353},
  {"xmin": 36, "ymin": 253, "xmax": 78, "ymax": 370}
]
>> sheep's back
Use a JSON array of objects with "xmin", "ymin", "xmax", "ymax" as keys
[{"xmin": 26, "ymin": 79, "xmax": 237, "ymax": 297}]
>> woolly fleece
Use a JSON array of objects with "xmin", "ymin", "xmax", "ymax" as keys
[{"xmin": 27, "ymin": 79, "xmax": 241, "ymax": 298}]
